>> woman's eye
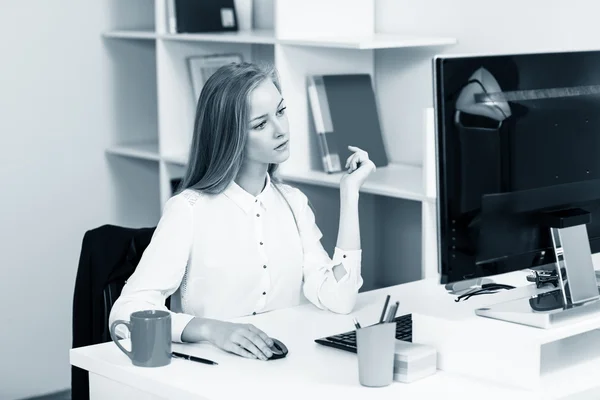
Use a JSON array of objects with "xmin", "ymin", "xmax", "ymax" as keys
[
  {"xmin": 277, "ymin": 107, "xmax": 287, "ymax": 116},
  {"xmin": 253, "ymin": 121, "xmax": 266, "ymax": 130}
]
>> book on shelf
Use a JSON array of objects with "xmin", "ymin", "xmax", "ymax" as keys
[
  {"xmin": 187, "ymin": 53, "xmax": 243, "ymax": 102},
  {"xmin": 307, "ymin": 73, "xmax": 389, "ymax": 173},
  {"xmin": 166, "ymin": 0, "xmax": 239, "ymax": 34}
]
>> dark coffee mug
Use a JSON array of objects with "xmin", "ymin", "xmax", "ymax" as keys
[{"xmin": 110, "ymin": 309, "xmax": 172, "ymax": 367}]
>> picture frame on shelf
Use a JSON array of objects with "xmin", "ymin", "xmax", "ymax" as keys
[{"xmin": 186, "ymin": 53, "xmax": 243, "ymax": 102}]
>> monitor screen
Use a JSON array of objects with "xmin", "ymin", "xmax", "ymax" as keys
[{"xmin": 433, "ymin": 50, "xmax": 600, "ymax": 284}]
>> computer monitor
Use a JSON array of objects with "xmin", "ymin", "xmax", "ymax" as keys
[{"xmin": 432, "ymin": 49, "xmax": 600, "ymax": 328}]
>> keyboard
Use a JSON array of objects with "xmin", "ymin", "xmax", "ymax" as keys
[{"xmin": 314, "ymin": 313, "xmax": 412, "ymax": 353}]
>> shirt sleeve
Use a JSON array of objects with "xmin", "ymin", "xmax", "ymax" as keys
[
  {"xmin": 291, "ymin": 188, "xmax": 364, "ymax": 314},
  {"xmin": 108, "ymin": 193, "xmax": 196, "ymax": 343}
]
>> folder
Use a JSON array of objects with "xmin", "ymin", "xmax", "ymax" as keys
[
  {"xmin": 307, "ymin": 73, "xmax": 388, "ymax": 173},
  {"xmin": 167, "ymin": 0, "xmax": 238, "ymax": 34}
]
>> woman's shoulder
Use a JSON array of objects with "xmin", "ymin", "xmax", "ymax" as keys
[
  {"xmin": 179, "ymin": 188, "xmax": 205, "ymax": 206},
  {"xmin": 165, "ymin": 188, "xmax": 206, "ymax": 211}
]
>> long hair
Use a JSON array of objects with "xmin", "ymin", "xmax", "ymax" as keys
[{"xmin": 176, "ymin": 61, "xmax": 283, "ymax": 195}]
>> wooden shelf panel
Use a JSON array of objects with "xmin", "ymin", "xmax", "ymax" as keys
[
  {"xmin": 105, "ymin": 142, "xmax": 190, "ymax": 168},
  {"xmin": 106, "ymin": 141, "xmax": 160, "ymax": 162},
  {"xmin": 278, "ymin": 163, "xmax": 427, "ymax": 201},
  {"xmin": 162, "ymin": 153, "xmax": 188, "ymax": 165},
  {"xmin": 278, "ymin": 33, "xmax": 457, "ymax": 49},
  {"xmin": 161, "ymin": 154, "xmax": 427, "ymax": 201},
  {"xmin": 102, "ymin": 30, "xmax": 456, "ymax": 50},
  {"xmin": 102, "ymin": 30, "xmax": 158, "ymax": 40},
  {"xmin": 159, "ymin": 29, "xmax": 276, "ymax": 44}
]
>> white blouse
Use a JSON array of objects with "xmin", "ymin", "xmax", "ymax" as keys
[{"xmin": 109, "ymin": 174, "xmax": 363, "ymax": 342}]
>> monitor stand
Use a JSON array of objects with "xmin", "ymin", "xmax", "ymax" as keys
[
  {"xmin": 475, "ymin": 208, "xmax": 600, "ymax": 328},
  {"xmin": 445, "ymin": 277, "xmax": 494, "ymax": 295}
]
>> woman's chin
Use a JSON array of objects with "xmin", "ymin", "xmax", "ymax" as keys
[{"xmin": 272, "ymin": 147, "xmax": 291, "ymax": 163}]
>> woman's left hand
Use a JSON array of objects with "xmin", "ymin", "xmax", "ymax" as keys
[{"xmin": 339, "ymin": 145, "xmax": 376, "ymax": 193}]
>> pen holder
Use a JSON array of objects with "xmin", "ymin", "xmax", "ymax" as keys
[{"xmin": 356, "ymin": 322, "xmax": 396, "ymax": 387}]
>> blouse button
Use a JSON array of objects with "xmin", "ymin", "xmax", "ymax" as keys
[
  {"xmin": 253, "ymin": 312, "xmax": 256, "ymax": 315},
  {"xmin": 343, "ymin": 255, "xmax": 347, "ymax": 258},
  {"xmin": 263, "ymin": 265, "xmax": 267, "ymax": 269},
  {"xmin": 256, "ymin": 213, "xmax": 260, "ymax": 217},
  {"xmin": 260, "ymin": 242, "xmax": 263, "ymax": 245},
  {"xmin": 263, "ymin": 292, "xmax": 266, "ymax": 295}
]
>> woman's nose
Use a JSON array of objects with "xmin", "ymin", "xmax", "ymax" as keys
[{"xmin": 272, "ymin": 118, "xmax": 286, "ymax": 136}]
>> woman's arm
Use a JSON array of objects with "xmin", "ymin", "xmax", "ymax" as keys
[
  {"xmin": 333, "ymin": 145, "xmax": 376, "ymax": 280},
  {"xmin": 109, "ymin": 194, "xmax": 197, "ymax": 343},
  {"xmin": 331, "ymin": 188, "xmax": 360, "ymax": 281},
  {"xmin": 300, "ymin": 146, "xmax": 375, "ymax": 314},
  {"xmin": 110, "ymin": 192, "xmax": 276, "ymax": 360}
]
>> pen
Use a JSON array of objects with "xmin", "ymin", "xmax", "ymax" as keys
[
  {"xmin": 352, "ymin": 317, "xmax": 362, "ymax": 329},
  {"xmin": 172, "ymin": 351, "xmax": 218, "ymax": 365},
  {"xmin": 386, "ymin": 301, "xmax": 399, "ymax": 323},
  {"xmin": 379, "ymin": 294, "xmax": 391, "ymax": 323}
]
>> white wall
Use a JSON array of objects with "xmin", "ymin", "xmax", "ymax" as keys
[
  {"xmin": 375, "ymin": 0, "xmax": 600, "ymax": 166},
  {"xmin": 0, "ymin": 1, "xmax": 122, "ymax": 399}
]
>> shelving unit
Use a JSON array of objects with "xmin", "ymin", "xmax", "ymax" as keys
[{"xmin": 102, "ymin": 0, "xmax": 456, "ymax": 291}]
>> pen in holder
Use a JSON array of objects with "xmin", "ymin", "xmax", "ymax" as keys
[
  {"xmin": 385, "ymin": 301, "xmax": 399, "ymax": 323},
  {"xmin": 356, "ymin": 321, "xmax": 396, "ymax": 387}
]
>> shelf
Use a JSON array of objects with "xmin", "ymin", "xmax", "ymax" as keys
[
  {"xmin": 278, "ymin": 163, "xmax": 428, "ymax": 201},
  {"xmin": 102, "ymin": 30, "xmax": 158, "ymax": 40},
  {"xmin": 278, "ymin": 33, "xmax": 457, "ymax": 49},
  {"xmin": 159, "ymin": 29, "xmax": 277, "ymax": 45},
  {"xmin": 162, "ymin": 154, "xmax": 427, "ymax": 201},
  {"xmin": 102, "ymin": 30, "xmax": 456, "ymax": 50},
  {"xmin": 162, "ymin": 153, "xmax": 188, "ymax": 165},
  {"xmin": 105, "ymin": 141, "xmax": 160, "ymax": 162}
]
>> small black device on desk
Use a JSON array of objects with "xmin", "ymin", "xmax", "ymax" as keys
[
  {"xmin": 267, "ymin": 337, "xmax": 288, "ymax": 360},
  {"xmin": 314, "ymin": 313, "xmax": 412, "ymax": 353}
]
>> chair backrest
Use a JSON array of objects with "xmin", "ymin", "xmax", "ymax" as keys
[
  {"xmin": 100, "ymin": 233, "xmax": 172, "ymax": 342},
  {"xmin": 72, "ymin": 224, "xmax": 159, "ymax": 400}
]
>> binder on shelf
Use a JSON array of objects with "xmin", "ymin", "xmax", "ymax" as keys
[
  {"xmin": 187, "ymin": 53, "xmax": 243, "ymax": 102},
  {"xmin": 307, "ymin": 73, "xmax": 388, "ymax": 173},
  {"xmin": 166, "ymin": 0, "xmax": 239, "ymax": 34}
]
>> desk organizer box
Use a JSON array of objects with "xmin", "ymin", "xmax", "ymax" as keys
[{"xmin": 393, "ymin": 340, "xmax": 437, "ymax": 383}]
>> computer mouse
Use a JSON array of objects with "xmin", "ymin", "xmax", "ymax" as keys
[{"xmin": 267, "ymin": 338, "xmax": 288, "ymax": 360}]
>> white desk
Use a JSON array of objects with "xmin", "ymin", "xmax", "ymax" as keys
[{"xmin": 70, "ymin": 273, "xmax": 600, "ymax": 400}]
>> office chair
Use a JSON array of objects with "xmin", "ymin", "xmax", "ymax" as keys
[{"xmin": 71, "ymin": 224, "xmax": 170, "ymax": 400}]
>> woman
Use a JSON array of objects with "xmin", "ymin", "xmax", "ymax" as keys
[{"xmin": 109, "ymin": 62, "xmax": 376, "ymax": 361}]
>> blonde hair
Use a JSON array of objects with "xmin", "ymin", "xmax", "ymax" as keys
[{"xmin": 176, "ymin": 61, "xmax": 283, "ymax": 194}]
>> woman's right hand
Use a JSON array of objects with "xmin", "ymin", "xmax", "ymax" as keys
[{"xmin": 205, "ymin": 320, "xmax": 274, "ymax": 360}]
